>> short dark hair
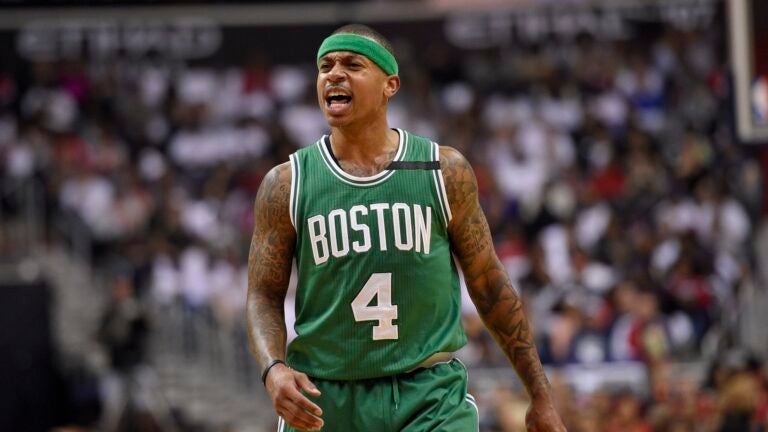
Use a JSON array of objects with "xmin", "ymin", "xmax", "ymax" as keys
[{"xmin": 331, "ymin": 24, "xmax": 396, "ymax": 60}]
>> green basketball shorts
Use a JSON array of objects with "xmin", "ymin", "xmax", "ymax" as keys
[{"xmin": 278, "ymin": 359, "xmax": 479, "ymax": 432}]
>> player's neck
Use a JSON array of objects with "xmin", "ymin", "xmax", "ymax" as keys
[{"xmin": 329, "ymin": 120, "xmax": 398, "ymax": 165}]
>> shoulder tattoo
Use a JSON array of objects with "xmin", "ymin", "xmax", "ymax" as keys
[{"xmin": 248, "ymin": 162, "xmax": 295, "ymax": 301}]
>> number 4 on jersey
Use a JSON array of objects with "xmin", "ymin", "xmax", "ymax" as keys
[{"xmin": 351, "ymin": 273, "xmax": 399, "ymax": 340}]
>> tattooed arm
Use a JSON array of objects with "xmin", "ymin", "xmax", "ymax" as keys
[
  {"xmin": 440, "ymin": 147, "xmax": 565, "ymax": 432},
  {"xmin": 246, "ymin": 162, "xmax": 324, "ymax": 431}
]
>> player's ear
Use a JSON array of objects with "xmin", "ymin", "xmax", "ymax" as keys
[{"xmin": 384, "ymin": 75, "xmax": 400, "ymax": 98}]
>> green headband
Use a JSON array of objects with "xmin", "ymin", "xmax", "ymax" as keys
[{"xmin": 317, "ymin": 33, "xmax": 398, "ymax": 76}]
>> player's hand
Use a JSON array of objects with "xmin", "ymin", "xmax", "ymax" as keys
[
  {"xmin": 265, "ymin": 363, "xmax": 324, "ymax": 431},
  {"xmin": 525, "ymin": 395, "xmax": 567, "ymax": 432}
]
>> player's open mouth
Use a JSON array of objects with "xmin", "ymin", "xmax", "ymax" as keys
[{"xmin": 326, "ymin": 94, "xmax": 352, "ymax": 107}]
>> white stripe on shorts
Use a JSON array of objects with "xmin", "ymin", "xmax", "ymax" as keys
[{"xmin": 465, "ymin": 393, "xmax": 479, "ymax": 432}]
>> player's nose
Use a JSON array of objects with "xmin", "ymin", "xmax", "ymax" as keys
[{"xmin": 326, "ymin": 63, "xmax": 346, "ymax": 82}]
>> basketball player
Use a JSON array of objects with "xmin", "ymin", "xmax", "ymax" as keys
[{"xmin": 247, "ymin": 24, "xmax": 566, "ymax": 431}]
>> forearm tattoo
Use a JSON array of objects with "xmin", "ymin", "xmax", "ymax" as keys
[
  {"xmin": 246, "ymin": 162, "xmax": 296, "ymax": 371},
  {"xmin": 441, "ymin": 147, "xmax": 550, "ymax": 399}
]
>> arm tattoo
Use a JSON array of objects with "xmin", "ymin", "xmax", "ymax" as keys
[
  {"xmin": 441, "ymin": 147, "xmax": 551, "ymax": 400},
  {"xmin": 246, "ymin": 162, "xmax": 296, "ymax": 372}
]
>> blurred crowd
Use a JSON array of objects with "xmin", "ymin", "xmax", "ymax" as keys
[
  {"xmin": 487, "ymin": 350, "xmax": 767, "ymax": 432},
  {"xmin": 1, "ymin": 11, "xmax": 768, "ymax": 432}
]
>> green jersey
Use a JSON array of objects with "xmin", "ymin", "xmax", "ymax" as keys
[{"xmin": 286, "ymin": 129, "xmax": 466, "ymax": 380}]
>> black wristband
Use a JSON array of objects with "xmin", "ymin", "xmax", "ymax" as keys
[{"xmin": 261, "ymin": 359, "xmax": 286, "ymax": 386}]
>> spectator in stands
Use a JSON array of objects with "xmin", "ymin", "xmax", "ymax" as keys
[{"xmin": 97, "ymin": 275, "xmax": 150, "ymax": 431}]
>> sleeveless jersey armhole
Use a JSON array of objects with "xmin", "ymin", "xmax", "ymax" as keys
[
  {"xmin": 430, "ymin": 141, "xmax": 453, "ymax": 226},
  {"xmin": 288, "ymin": 153, "xmax": 300, "ymax": 231}
]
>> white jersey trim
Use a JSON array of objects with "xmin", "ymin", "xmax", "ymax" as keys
[
  {"xmin": 288, "ymin": 154, "xmax": 298, "ymax": 229},
  {"xmin": 316, "ymin": 128, "xmax": 407, "ymax": 187},
  {"xmin": 430, "ymin": 141, "xmax": 451, "ymax": 226},
  {"xmin": 434, "ymin": 143, "xmax": 453, "ymax": 223},
  {"xmin": 465, "ymin": 394, "xmax": 480, "ymax": 431},
  {"xmin": 456, "ymin": 358, "xmax": 480, "ymax": 432}
]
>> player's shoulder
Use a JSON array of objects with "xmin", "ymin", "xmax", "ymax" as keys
[
  {"xmin": 252, "ymin": 161, "xmax": 294, "ymax": 229},
  {"xmin": 436, "ymin": 145, "xmax": 472, "ymax": 172},
  {"xmin": 257, "ymin": 161, "xmax": 293, "ymax": 203},
  {"xmin": 266, "ymin": 161, "xmax": 292, "ymax": 184},
  {"xmin": 436, "ymin": 145, "xmax": 477, "ymax": 212}
]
